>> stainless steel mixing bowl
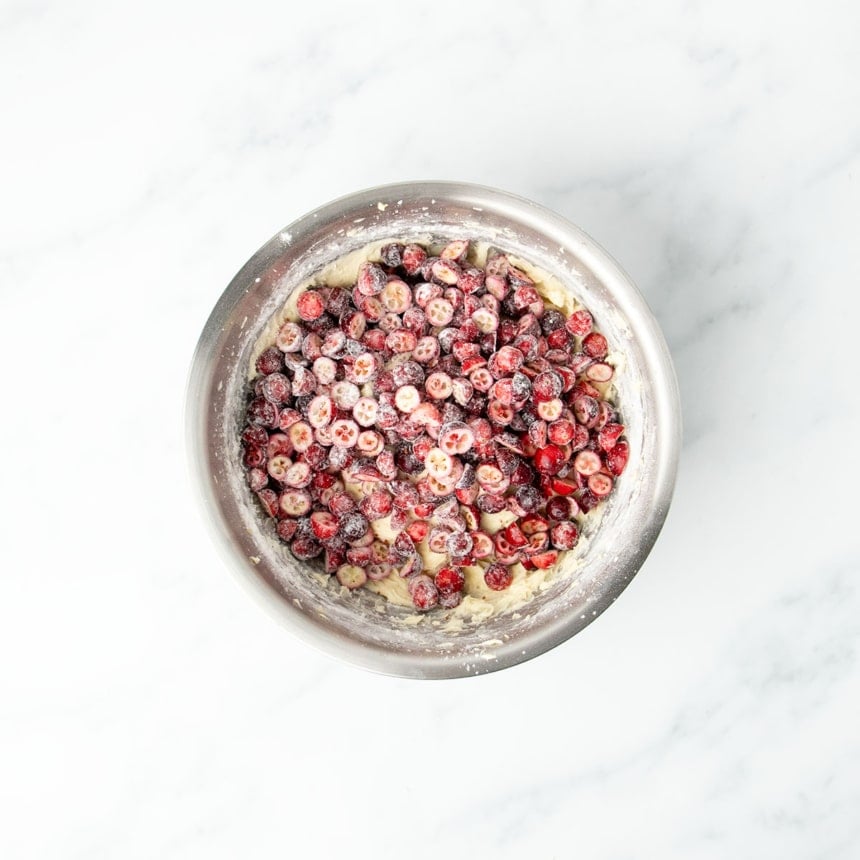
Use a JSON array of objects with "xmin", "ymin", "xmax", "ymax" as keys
[{"xmin": 186, "ymin": 181, "xmax": 681, "ymax": 679}]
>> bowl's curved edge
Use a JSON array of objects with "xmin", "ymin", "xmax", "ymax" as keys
[{"xmin": 185, "ymin": 180, "xmax": 682, "ymax": 680}]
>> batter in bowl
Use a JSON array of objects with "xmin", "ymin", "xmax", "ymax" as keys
[{"xmin": 241, "ymin": 239, "xmax": 628, "ymax": 623}]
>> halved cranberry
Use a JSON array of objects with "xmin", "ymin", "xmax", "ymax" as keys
[
  {"xmin": 545, "ymin": 495, "xmax": 572, "ymax": 521},
  {"xmin": 502, "ymin": 522, "xmax": 526, "ymax": 548},
  {"xmin": 266, "ymin": 452, "xmax": 291, "ymax": 482},
  {"xmin": 283, "ymin": 461, "xmax": 312, "ymax": 488},
  {"xmin": 468, "ymin": 367, "xmax": 493, "ymax": 393},
  {"xmin": 582, "ymin": 332, "xmax": 608, "ymax": 359},
  {"xmin": 408, "ymin": 575, "xmax": 439, "ymax": 610},
  {"xmin": 380, "ymin": 242, "xmax": 404, "ymax": 267},
  {"xmin": 276, "ymin": 518, "xmax": 298, "ymax": 543},
  {"xmin": 356, "ymin": 262, "xmax": 387, "ymax": 296},
  {"xmin": 434, "ymin": 566, "xmax": 465, "ymax": 595},
  {"xmin": 532, "ymin": 371, "xmax": 562, "ymax": 402},
  {"xmin": 536, "ymin": 398, "xmax": 563, "ymax": 422},
  {"xmin": 597, "ymin": 423, "xmax": 625, "ymax": 452},
  {"xmin": 256, "ymin": 347, "xmax": 283, "ymax": 375},
  {"xmin": 347, "ymin": 352, "xmax": 379, "ymax": 384},
  {"xmin": 586, "ymin": 361, "xmax": 614, "ymax": 383},
  {"xmin": 247, "ymin": 397, "xmax": 279, "ymax": 429},
  {"xmin": 514, "ymin": 485, "xmax": 542, "ymax": 512},
  {"xmin": 572, "ymin": 379, "xmax": 601, "ymax": 400},
  {"xmin": 528, "ymin": 420, "xmax": 548, "ymax": 449},
  {"xmin": 440, "ymin": 239, "xmax": 469, "ymax": 262},
  {"xmin": 288, "ymin": 421, "xmax": 314, "ymax": 452},
  {"xmin": 494, "ymin": 447, "xmax": 520, "ymax": 478},
  {"xmin": 510, "ymin": 460, "xmax": 535, "ymax": 486},
  {"xmin": 346, "ymin": 545, "xmax": 374, "ymax": 566},
  {"xmin": 575, "ymin": 488, "xmax": 599, "ymax": 513},
  {"xmin": 484, "ymin": 563, "xmax": 513, "ymax": 591},
  {"xmin": 533, "ymin": 445, "xmax": 565, "ymax": 476},
  {"xmin": 588, "ymin": 473, "xmax": 614, "ymax": 497},
  {"xmin": 458, "ymin": 266, "xmax": 485, "ymax": 294},
  {"xmin": 325, "ymin": 287, "xmax": 350, "ymax": 317},
  {"xmin": 360, "ymin": 488, "xmax": 393, "ymax": 520},
  {"xmin": 455, "ymin": 483, "xmax": 479, "ymax": 505},
  {"xmin": 377, "ymin": 312, "xmax": 402, "ymax": 334},
  {"xmin": 340, "ymin": 309, "xmax": 367, "ymax": 341},
  {"xmin": 573, "ymin": 396, "xmax": 599, "ymax": 428},
  {"xmin": 566, "ymin": 309, "xmax": 593, "ymax": 336},
  {"xmin": 414, "ymin": 282, "xmax": 443, "ymax": 309},
  {"xmin": 545, "ymin": 348, "xmax": 569, "ymax": 365},
  {"xmin": 340, "ymin": 511, "xmax": 369, "ymax": 543},
  {"xmin": 247, "ymin": 467, "xmax": 269, "ymax": 491},
  {"xmin": 288, "ymin": 533, "xmax": 322, "ymax": 562},
  {"xmin": 296, "ymin": 290, "xmax": 326, "ymax": 321},
  {"xmin": 385, "ymin": 480, "xmax": 416, "ymax": 513},
  {"xmin": 513, "ymin": 334, "xmax": 539, "ymax": 361},
  {"xmin": 605, "ymin": 440, "xmax": 629, "ymax": 476},
  {"xmin": 595, "ymin": 400, "xmax": 613, "ymax": 431},
  {"xmin": 328, "ymin": 491, "xmax": 356, "ymax": 516},
  {"xmin": 313, "ymin": 472, "xmax": 336, "ymax": 490},
  {"xmin": 550, "ymin": 521, "xmax": 579, "ymax": 550},
  {"xmin": 393, "ymin": 384, "xmax": 421, "ymax": 414},
  {"xmin": 530, "ymin": 549, "xmax": 558, "ymax": 569},
  {"xmin": 466, "ymin": 531, "xmax": 490, "ymax": 559},
  {"xmin": 380, "ymin": 279, "xmax": 413, "ymax": 314},
  {"xmin": 401, "ymin": 244, "xmax": 428, "ymax": 276},
  {"xmin": 519, "ymin": 512, "xmax": 549, "ymax": 535},
  {"xmin": 570, "ymin": 424, "xmax": 590, "ymax": 451},
  {"xmin": 573, "ymin": 450, "xmax": 602, "ymax": 476},
  {"xmin": 253, "ymin": 488, "xmax": 278, "ymax": 518},
  {"xmin": 276, "ymin": 321, "xmax": 303, "ymax": 352},
  {"xmin": 243, "ymin": 445, "xmax": 266, "ymax": 469},
  {"xmin": 310, "ymin": 510, "xmax": 340, "ymax": 541},
  {"xmin": 526, "ymin": 528, "xmax": 551, "ymax": 551},
  {"xmin": 547, "ymin": 419, "xmax": 574, "ymax": 445},
  {"xmin": 556, "ymin": 366, "xmax": 577, "ymax": 393},
  {"xmin": 546, "ymin": 328, "xmax": 571, "ymax": 350},
  {"xmin": 326, "ymin": 446, "xmax": 353, "ymax": 472},
  {"xmin": 307, "ymin": 395, "xmax": 334, "ymax": 429},
  {"xmin": 425, "ymin": 296, "xmax": 455, "ymax": 326},
  {"xmin": 279, "ymin": 488, "xmax": 311, "ymax": 517},
  {"xmin": 472, "ymin": 306, "xmax": 499, "ymax": 334},
  {"xmin": 425, "ymin": 371, "xmax": 453, "ymax": 400},
  {"xmin": 487, "ymin": 400, "xmax": 514, "ymax": 425},
  {"xmin": 336, "ymin": 563, "xmax": 367, "ymax": 589},
  {"xmin": 351, "ymin": 396, "xmax": 378, "ymax": 428},
  {"xmin": 413, "ymin": 335, "xmax": 440, "ymax": 363},
  {"xmin": 475, "ymin": 492, "xmax": 506, "ymax": 514},
  {"xmin": 241, "ymin": 424, "xmax": 269, "ymax": 448},
  {"xmin": 402, "ymin": 306, "xmax": 428, "ymax": 333},
  {"xmin": 488, "ymin": 345, "xmax": 524, "ymax": 377},
  {"xmin": 405, "ymin": 520, "xmax": 429, "ymax": 543},
  {"xmin": 260, "ymin": 372, "xmax": 291, "ymax": 404},
  {"xmin": 375, "ymin": 449, "xmax": 397, "ymax": 479},
  {"xmin": 331, "ymin": 419, "xmax": 359, "ymax": 448},
  {"xmin": 301, "ymin": 332, "xmax": 323, "ymax": 361},
  {"xmin": 290, "ymin": 365, "xmax": 317, "ymax": 397}
]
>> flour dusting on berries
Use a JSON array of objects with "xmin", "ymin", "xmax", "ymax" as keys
[{"xmin": 239, "ymin": 239, "xmax": 628, "ymax": 620}]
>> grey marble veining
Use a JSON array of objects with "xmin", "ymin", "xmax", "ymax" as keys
[{"xmin": 1, "ymin": 1, "xmax": 858, "ymax": 857}]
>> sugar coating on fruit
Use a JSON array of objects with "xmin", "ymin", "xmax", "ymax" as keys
[{"xmin": 242, "ymin": 238, "xmax": 624, "ymax": 625}]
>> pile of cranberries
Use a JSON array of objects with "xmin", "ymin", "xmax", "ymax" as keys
[{"xmin": 239, "ymin": 240, "xmax": 628, "ymax": 612}]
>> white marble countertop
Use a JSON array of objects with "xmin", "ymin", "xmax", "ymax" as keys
[{"xmin": 2, "ymin": 1, "xmax": 859, "ymax": 857}]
